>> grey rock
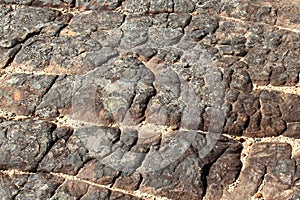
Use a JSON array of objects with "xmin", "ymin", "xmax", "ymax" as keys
[
  {"xmin": 76, "ymin": 0, "xmax": 121, "ymax": 10},
  {"xmin": 0, "ymin": 171, "xmax": 29, "ymax": 199},
  {"xmin": 223, "ymin": 143, "xmax": 300, "ymax": 200},
  {"xmin": 122, "ymin": 0, "xmax": 150, "ymax": 15},
  {"xmin": 0, "ymin": 73, "xmax": 57, "ymax": 116},
  {"xmin": 0, "ymin": 119, "xmax": 56, "ymax": 171},
  {"xmin": 31, "ymin": 0, "xmax": 73, "ymax": 8},
  {"xmin": 14, "ymin": 173, "xmax": 64, "ymax": 200},
  {"xmin": 0, "ymin": 7, "xmax": 60, "ymax": 48},
  {"xmin": 185, "ymin": 14, "xmax": 219, "ymax": 42}
]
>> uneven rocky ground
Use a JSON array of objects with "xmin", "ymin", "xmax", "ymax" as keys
[{"xmin": 0, "ymin": 0, "xmax": 300, "ymax": 199}]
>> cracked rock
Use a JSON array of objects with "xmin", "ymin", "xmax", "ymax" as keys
[
  {"xmin": 76, "ymin": 0, "xmax": 121, "ymax": 11},
  {"xmin": 0, "ymin": 119, "xmax": 57, "ymax": 171},
  {"xmin": 14, "ymin": 173, "xmax": 64, "ymax": 200},
  {"xmin": 0, "ymin": 171, "xmax": 29, "ymax": 199},
  {"xmin": 0, "ymin": 0, "xmax": 299, "ymax": 199},
  {"xmin": 223, "ymin": 142, "xmax": 300, "ymax": 200},
  {"xmin": 0, "ymin": 73, "xmax": 57, "ymax": 116},
  {"xmin": 0, "ymin": 7, "xmax": 60, "ymax": 48}
]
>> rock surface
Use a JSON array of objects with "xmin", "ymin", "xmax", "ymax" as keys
[{"xmin": 0, "ymin": 0, "xmax": 299, "ymax": 199}]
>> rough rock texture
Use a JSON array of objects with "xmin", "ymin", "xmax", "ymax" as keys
[
  {"xmin": 223, "ymin": 143, "xmax": 300, "ymax": 200},
  {"xmin": 0, "ymin": 0, "xmax": 299, "ymax": 199}
]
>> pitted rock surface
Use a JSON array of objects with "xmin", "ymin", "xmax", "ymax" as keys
[{"xmin": 0, "ymin": 0, "xmax": 299, "ymax": 199}]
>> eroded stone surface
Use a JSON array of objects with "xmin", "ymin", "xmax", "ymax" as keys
[
  {"xmin": 1, "ymin": 2, "xmax": 298, "ymax": 138},
  {"xmin": 0, "ymin": 73, "xmax": 57, "ymax": 116},
  {"xmin": 14, "ymin": 173, "xmax": 64, "ymax": 199},
  {"xmin": 0, "ymin": 119, "xmax": 67, "ymax": 171},
  {"xmin": 0, "ymin": 171, "xmax": 29, "ymax": 199},
  {"xmin": 0, "ymin": 7, "xmax": 61, "ymax": 48},
  {"xmin": 0, "ymin": 0, "xmax": 299, "ymax": 199},
  {"xmin": 223, "ymin": 142, "xmax": 300, "ymax": 200},
  {"xmin": 37, "ymin": 124, "xmax": 243, "ymax": 199}
]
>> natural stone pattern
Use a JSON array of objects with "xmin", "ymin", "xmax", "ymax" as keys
[
  {"xmin": 0, "ymin": 2, "xmax": 298, "ymax": 138},
  {"xmin": 0, "ymin": 0, "xmax": 299, "ymax": 199},
  {"xmin": 138, "ymin": 136, "xmax": 242, "ymax": 199},
  {"xmin": 13, "ymin": 34, "xmax": 104, "ymax": 74},
  {"xmin": 38, "ymin": 123, "xmax": 242, "ymax": 199},
  {"xmin": 0, "ymin": 119, "xmax": 59, "ymax": 171},
  {"xmin": 219, "ymin": 0, "xmax": 300, "ymax": 30},
  {"xmin": 65, "ymin": 10, "xmax": 125, "ymax": 32},
  {"xmin": 38, "ymin": 126, "xmax": 120, "ymax": 175},
  {"xmin": 0, "ymin": 7, "xmax": 60, "ymax": 48},
  {"xmin": 0, "ymin": 44, "xmax": 21, "ymax": 68},
  {"xmin": 0, "ymin": 73, "xmax": 57, "ymax": 116},
  {"xmin": 31, "ymin": 0, "xmax": 74, "ymax": 8},
  {"xmin": 11, "ymin": 10, "xmax": 123, "ymax": 74},
  {"xmin": 0, "ymin": 171, "xmax": 29, "ymax": 199},
  {"xmin": 35, "ymin": 75, "xmax": 74, "ymax": 118},
  {"xmin": 246, "ymin": 29, "xmax": 300, "ymax": 87},
  {"xmin": 78, "ymin": 186, "xmax": 111, "ymax": 200},
  {"xmin": 0, "ymin": 0, "xmax": 74, "ymax": 7},
  {"xmin": 0, "ymin": 0, "xmax": 33, "ymax": 5},
  {"xmin": 14, "ymin": 173, "xmax": 64, "ymax": 199},
  {"xmin": 205, "ymin": 142, "xmax": 242, "ymax": 199},
  {"xmin": 122, "ymin": 0, "xmax": 198, "ymax": 14},
  {"xmin": 72, "ymin": 57, "xmax": 156, "ymax": 126},
  {"xmin": 109, "ymin": 192, "xmax": 141, "ymax": 200},
  {"xmin": 223, "ymin": 143, "xmax": 300, "ymax": 200},
  {"xmin": 75, "ymin": 0, "xmax": 121, "ymax": 11}
]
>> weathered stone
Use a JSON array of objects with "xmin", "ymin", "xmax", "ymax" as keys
[
  {"xmin": 122, "ymin": 0, "xmax": 150, "ymax": 15},
  {"xmin": 12, "ymin": 10, "xmax": 124, "ymax": 74},
  {"xmin": 133, "ymin": 47, "xmax": 157, "ymax": 62},
  {"xmin": 0, "ymin": 171, "xmax": 29, "ymax": 199},
  {"xmin": 75, "ymin": 0, "xmax": 121, "ymax": 10},
  {"xmin": 0, "ymin": 44, "xmax": 21, "ymax": 68},
  {"xmin": 77, "ymin": 159, "xmax": 120, "ymax": 185},
  {"xmin": 145, "ymin": 64, "xmax": 183, "ymax": 129},
  {"xmin": 13, "ymin": 34, "xmax": 104, "ymax": 74},
  {"xmin": 35, "ymin": 75, "xmax": 74, "ymax": 118},
  {"xmin": 281, "ymin": 93, "xmax": 300, "ymax": 123},
  {"xmin": 119, "ymin": 16, "xmax": 152, "ymax": 49},
  {"xmin": 0, "ymin": 0, "xmax": 32, "ymax": 5},
  {"xmin": 284, "ymin": 123, "xmax": 300, "ymax": 138},
  {"xmin": 168, "ymin": 13, "xmax": 192, "ymax": 29},
  {"xmin": 139, "ymin": 135, "xmax": 242, "ymax": 199},
  {"xmin": 173, "ymin": 0, "xmax": 197, "ymax": 12},
  {"xmin": 14, "ymin": 173, "xmax": 64, "ymax": 199},
  {"xmin": 185, "ymin": 14, "xmax": 219, "ymax": 42},
  {"xmin": 31, "ymin": 0, "xmax": 73, "ymax": 8},
  {"xmin": 0, "ymin": 73, "xmax": 57, "ymax": 116},
  {"xmin": 221, "ymin": 0, "xmax": 277, "ymax": 25},
  {"xmin": 50, "ymin": 180, "xmax": 90, "ymax": 199},
  {"xmin": 64, "ymin": 10, "xmax": 125, "ymax": 33},
  {"xmin": 113, "ymin": 172, "xmax": 141, "ymax": 191},
  {"xmin": 38, "ymin": 126, "xmax": 120, "ymax": 175},
  {"xmin": 80, "ymin": 186, "xmax": 110, "ymax": 200},
  {"xmin": 260, "ymin": 90, "xmax": 282, "ymax": 117},
  {"xmin": 276, "ymin": 2, "xmax": 300, "ymax": 30},
  {"xmin": 0, "ymin": 119, "xmax": 57, "ymax": 171},
  {"xmin": 33, "ymin": 120, "xmax": 244, "ymax": 199},
  {"xmin": 0, "ymin": 7, "xmax": 60, "ymax": 48},
  {"xmin": 109, "ymin": 192, "xmax": 141, "ymax": 200},
  {"xmin": 71, "ymin": 58, "xmax": 154, "ymax": 125},
  {"xmin": 0, "ymin": 0, "xmax": 299, "ymax": 199},
  {"xmin": 223, "ymin": 143, "xmax": 299, "ymax": 200},
  {"xmin": 205, "ymin": 143, "xmax": 242, "ymax": 199},
  {"xmin": 149, "ymin": 27, "xmax": 183, "ymax": 47},
  {"xmin": 230, "ymin": 68, "xmax": 252, "ymax": 92},
  {"xmin": 34, "ymin": 57, "xmax": 155, "ymax": 124},
  {"xmin": 149, "ymin": 0, "xmax": 173, "ymax": 13}
]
